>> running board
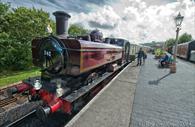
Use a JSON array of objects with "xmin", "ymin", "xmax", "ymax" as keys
[{"xmin": 62, "ymin": 63, "xmax": 127, "ymax": 103}]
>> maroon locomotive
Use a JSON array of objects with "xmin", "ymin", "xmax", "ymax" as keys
[{"xmin": 8, "ymin": 11, "xmax": 130, "ymax": 120}]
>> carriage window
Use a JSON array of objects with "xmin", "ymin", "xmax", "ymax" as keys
[
  {"xmin": 117, "ymin": 39, "xmax": 124, "ymax": 46},
  {"xmin": 104, "ymin": 38, "xmax": 110, "ymax": 43},
  {"xmin": 110, "ymin": 39, "xmax": 116, "ymax": 45},
  {"xmin": 104, "ymin": 38, "xmax": 125, "ymax": 47}
]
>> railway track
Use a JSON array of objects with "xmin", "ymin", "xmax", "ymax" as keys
[
  {"xmin": 0, "ymin": 97, "xmax": 17, "ymax": 107},
  {"xmin": 0, "ymin": 90, "xmax": 4, "ymax": 95},
  {"xmin": 0, "ymin": 87, "xmax": 19, "ymax": 108},
  {"xmin": 0, "ymin": 88, "xmax": 7, "ymax": 96}
]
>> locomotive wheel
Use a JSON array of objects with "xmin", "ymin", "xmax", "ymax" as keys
[
  {"xmin": 83, "ymin": 73, "xmax": 98, "ymax": 86},
  {"xmin": 36, "ymin": 106, "xmax": 48, "ymax": 122},
  {"xmin": 84, "ymin": 77, "xmax": 92, "ymax": 86},
  {"xmin": 117, "ymin": 59, "xmax": 122, "ymax": 66}
]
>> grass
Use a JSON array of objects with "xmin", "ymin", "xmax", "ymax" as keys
[{"xmin": 0, "ymin": 68, "xmax": 41, "ymax": 87}]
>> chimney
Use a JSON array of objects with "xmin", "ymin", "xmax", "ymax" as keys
[{"xmin": 53, "ymin": 11, "xmax": 71, "ymax": 36}]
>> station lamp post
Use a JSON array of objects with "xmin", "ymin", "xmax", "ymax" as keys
[{"xmin": 171, "ymin": 12, "xmax": 184, "ymax": 73}]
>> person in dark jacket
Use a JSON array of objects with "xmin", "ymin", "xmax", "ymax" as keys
[
  {"xmin": 137, "ymin": 48, "xmax": 144, "ymax": 66},
  {"xmin": 159, "ymin": 53, "xmax": 169, "ymax": 67},
  {"xmin": 143, "ymin": 51, "xmax": 147, "ymax": 64}
]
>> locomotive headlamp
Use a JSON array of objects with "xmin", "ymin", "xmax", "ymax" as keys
[
  {"xmin": 56, "ymin": 79, "xmax": 64, "ymax": 97},
  {"xmin": 56, "ymin": 87, "xmax": 64, "ymax": 97},
  {"xmin": 34, "ymin": 79, "xmax": 42, "ymax": 90}
]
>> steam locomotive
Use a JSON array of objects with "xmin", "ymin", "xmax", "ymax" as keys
[{"xmin": 8, "ymin": 11, "xmax": 137, "ymax": 120}]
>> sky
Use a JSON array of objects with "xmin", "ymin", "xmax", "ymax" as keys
[{"xmin": 1, "ymin": 0, "xmax": 195, "ymax": 43}]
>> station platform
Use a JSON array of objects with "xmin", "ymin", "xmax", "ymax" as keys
[
  {"xmin": 65, "ymin": 54, "xmax": 195, "ymax": 127},
  {"xmin": 130, "ymin": 55, "xmax": 195, "ymax": 127}
]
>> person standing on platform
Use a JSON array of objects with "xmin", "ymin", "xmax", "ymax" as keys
[
  {"xmin": 137, "ymin": 48, "xmax": 144, "ymax": 66},
  {"xmin": 143, "ymin": 51, "xmax": 147, "ymax": 64}
]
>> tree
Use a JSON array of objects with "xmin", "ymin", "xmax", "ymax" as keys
[
  {"xmin": 178, "ymin": 33, "xmax": 192, "ymax": 44},
  {"xmin": 165, "ymin": 38, "xmax": 175, "ymax": 47},
  {"xmin": 0, "ymin": 3, "xmax": 55, "ymax": 71},
  {"xmin": 68, "ymin": 24, "xmax": 89, "ymax": 37},
  {"xmin": 0, "ymin": 3, "xmax": 10, "ymax": 32}
]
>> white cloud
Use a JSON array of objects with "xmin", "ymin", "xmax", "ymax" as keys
[
  {"xmin": 70, "ymin": 0, "xmax": 195, "ymax": 43},
  {"xmin": 2, "ymin": 0, "xmax": 194, "ymax": 43},
  {"xmin": 71, "ymin": 5, "xmax": 121, "ymax": 29}
]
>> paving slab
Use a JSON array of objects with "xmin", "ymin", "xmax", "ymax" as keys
[
  {"xmin": 130, "ymin": 55, "xmax": 195, "ymax": 127},
  {"xmin": 65, "ymin": 61, "xmax": 141, "ymax": 127}
]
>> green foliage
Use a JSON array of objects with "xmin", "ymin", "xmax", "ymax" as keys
[
  {"xmin": 165, "ymin": 38, "xmax": 175, "ymax": 47},
  {"xmin": 68, "ymin": 24, "xmax": 89, "ymax": 36},
  {"xmin": 0, "ymin": 3, "xmax": 55, "ymax": 71},
  {"xmin": 164, "ymin": 33, "xmax": 192, "ymax": 48},
  {"xmin": 142, "ymin": 41, "xmax": 164, "ymax": 48},
  {"xmin": 155, "ymin": 48, "xmax": 165, "ymax": 57},
  {"xmin": 0, "ymin": 68, "xmax": 40, "ymax": 87},
  {"xmin": 0, "ymin": 3, "xmax": 10, "ymax": 32},
  {"xmin": 178, "ymin": 32, "xmax": 192, "ymax": 44}
]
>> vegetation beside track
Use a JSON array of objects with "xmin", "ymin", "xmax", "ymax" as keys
[
  {"xmin": 0, "ymin": 3, "xmax": 89, "ymax": 88},
  {"xmin": 0, "ymin": 68, "xmax": 40, "ymax": 87}
]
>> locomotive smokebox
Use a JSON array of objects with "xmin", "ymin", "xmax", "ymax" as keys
[{"xmin": 53, "ymin": 11, "xmax": 71, "ymax": 37}]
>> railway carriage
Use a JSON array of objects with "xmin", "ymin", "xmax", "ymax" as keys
[
  {"xmin": 177, "ymin": 40, "xmax": 195, "ymax": 62},
  {"xmin": 129, "ymin": 43, "xmax": 138, "ymax": 61},
  {"xmin": 104, "ymin": 38, "xmax": 139, "ymax": 62}
]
